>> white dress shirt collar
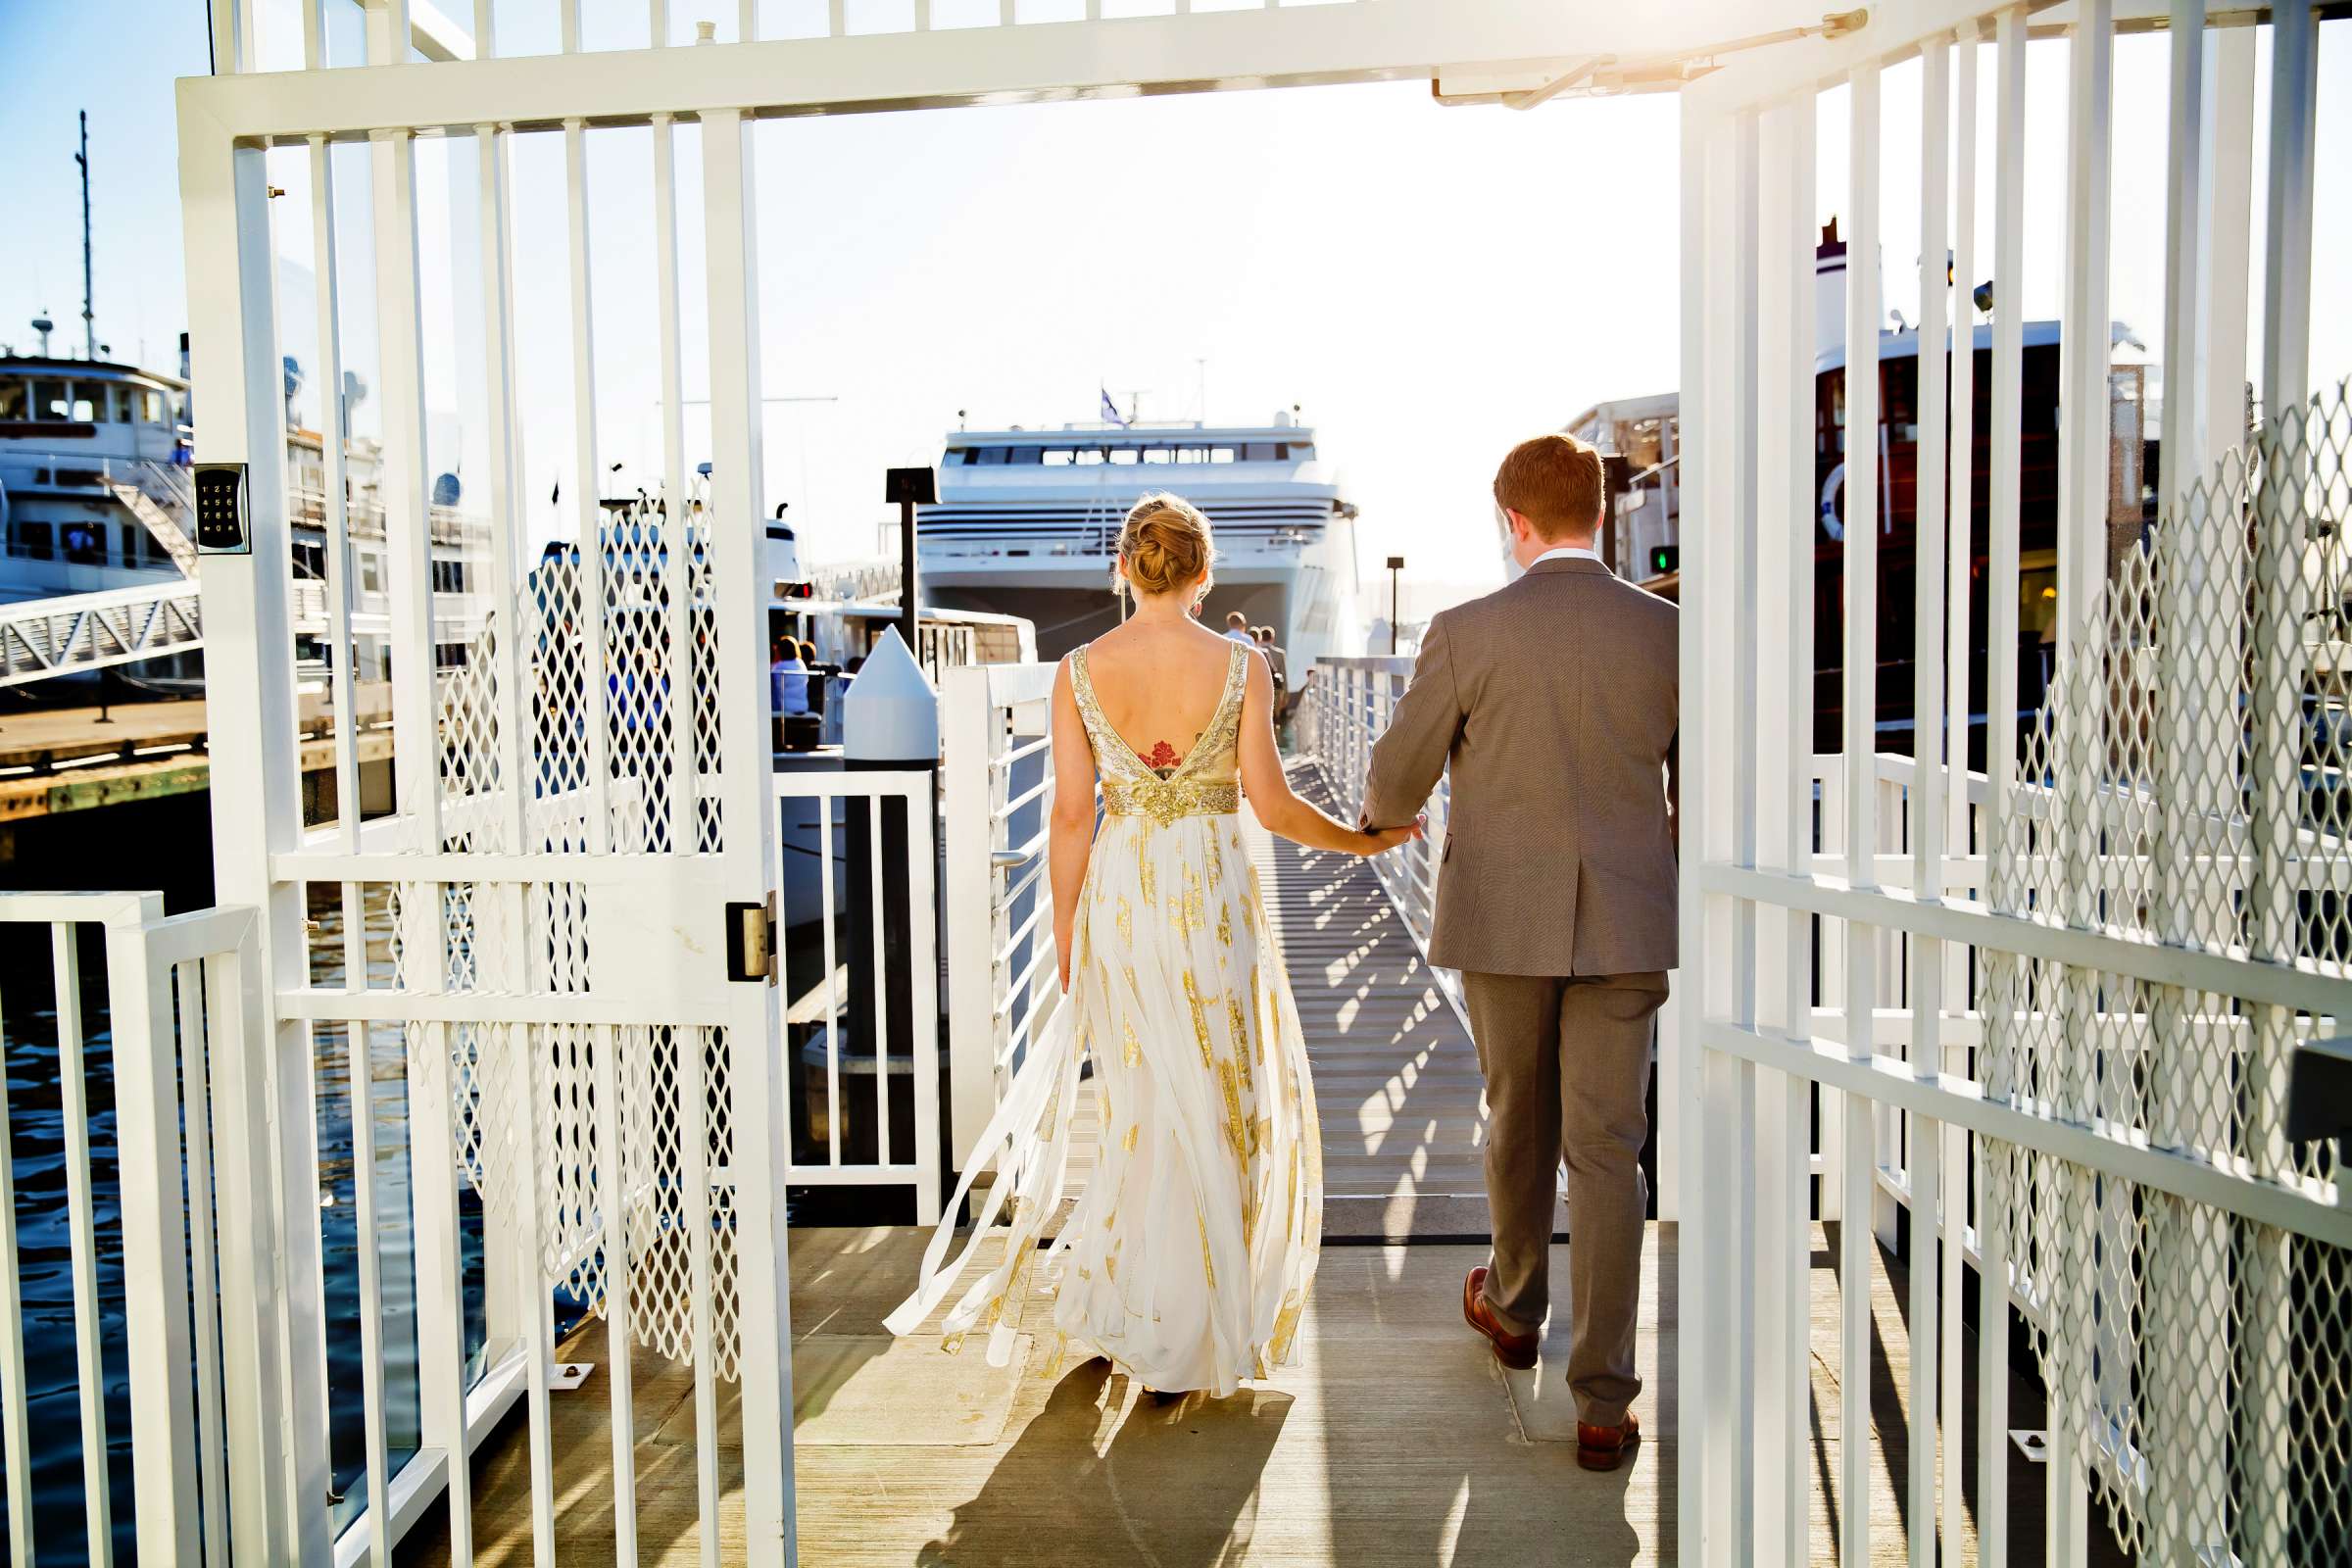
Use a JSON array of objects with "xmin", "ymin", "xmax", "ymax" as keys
[{"xmin": 1529, "ymin": 543, "xmax": 1605, "ymax": 568}]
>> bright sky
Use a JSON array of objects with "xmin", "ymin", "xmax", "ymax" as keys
[{"xmin": 2, "ymin": 3, "xmax": 2345, "ymax": 611}]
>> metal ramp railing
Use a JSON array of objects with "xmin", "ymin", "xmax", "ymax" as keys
[{"xmin": 0, "ymin": 580, "xmax": 205, "ymax": 687}]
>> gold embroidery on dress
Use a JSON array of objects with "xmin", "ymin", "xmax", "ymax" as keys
[
  {"xmin": 1183, "ymin": 970, "xmax": 1214, "ymax": 1067},
  {"xmin": 1270, "ymin": 1291, "xmax": 1304, "ymax": 1361},
  {"xmin": 1248, "ymin": 966, "xmax": 1263, "ymax": 1061},
  {"xmin": 1216, "ymin": 903, "xmax": 1233, "ymax": 947},
  {"xmin": 1219, "ymin": 1060, "xmax": 1248, "ymax": 1158},
  {"xmin": 1123, "ymin": 1122, "xmax": 1141, "ymax": 1152},
  {"xmin": 1137, "ymin": 838, "xmax": 1156, "ymax": 904},
  {"xmin": 1115, "ymin": 896, "xmax": 1132, "ymax": 948},
  {"xmin": 1227, "ymin": 996, "xmax": 1253, "ymax": 1090},
  {"xmin": 1170, "ymin": 863, "xmax": 1208, "ymax": 939},
  {"xmin": 1121, "ymin": 1016, "xmax": 1143, "ymax": 1067},
  {"xmin": 1076, "ymin": 642, "xmax": 1250, "ymax": 828},
  {"xmin": 1197, "ymin": 1209, "xmax": 1217, "ymax": 1290}
]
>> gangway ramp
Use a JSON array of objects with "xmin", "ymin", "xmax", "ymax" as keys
[{"xmin": 0, "ymin": 579, "xmax": 204, "ymax": 687}]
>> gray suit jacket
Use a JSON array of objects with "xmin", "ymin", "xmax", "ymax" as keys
[{"xmin": 1363, "ymin": 556, "xmax": 1678, "ymax": 977}]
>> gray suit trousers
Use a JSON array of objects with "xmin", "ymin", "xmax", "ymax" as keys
[{"xmin": 1463, "ymin": 968, "xmax": 1666, "ymax": 1426}]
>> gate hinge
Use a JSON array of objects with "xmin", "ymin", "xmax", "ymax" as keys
[{"xmin": 727, "ymin": 894, "xmax": 777, "ymax": 985}]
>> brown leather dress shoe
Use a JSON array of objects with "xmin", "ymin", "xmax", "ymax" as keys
[
  {"xmin": 1461, "ymin": 1266, "xmax": 1539, "ymax": 1370},
  {"xmin": 1576, "ymin": 1410, "xmax": 1641, "ymax": 1472}
]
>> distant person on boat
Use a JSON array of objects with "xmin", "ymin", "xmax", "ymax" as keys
[
  {"xmin": 770, "ymin": 638, "xmax": 811, "ymax": 717},
  {"xmin": 889, "ymin": 490, "xmax": 1420, "ymax": 1396},
  {"xmin": 1223, "ymin": 610, "xmax": 1254, "ymax": 644},
  {"xmin": 1358, "ymin": 431, "xmax": 1678, "ymax": 1473},
  {"xmin": 1253, "ymin": 624, "xmax": 1290, "ymax": 707}
]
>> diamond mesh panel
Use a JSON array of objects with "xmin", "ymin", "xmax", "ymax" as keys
[
  {"xmin": 1984, "ymin": 380, "xmax": 2352, "ymax": 1564},
  {"xmin": 501, "ymin": 1021, "xmax": 740, "ymax": 1377},
  {"xmin": 388, "ymin": 498, "xmax": 744, "ymax": 1382}
]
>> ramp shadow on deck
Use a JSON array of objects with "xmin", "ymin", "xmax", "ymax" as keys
[{"xmin": 1246, "ymin": 763, "xmax": 1494, "ymax": 1241}]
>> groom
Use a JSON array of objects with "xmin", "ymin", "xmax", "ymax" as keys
[{"xmin": 1361, "ymin": 431, "xmax": 1677, "ymax": 1473}]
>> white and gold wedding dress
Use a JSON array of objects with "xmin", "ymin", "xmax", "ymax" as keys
[{"xmin": 887, "ymin": 639, "xmax": 1322, "ymax": 1395}]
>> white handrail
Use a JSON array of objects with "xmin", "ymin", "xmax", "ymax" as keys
[
  {"xmin": 1298, "ymin": 656, "xmax": 1460, "ymax": 1020},
  {"xmin": 0, "ymin": 892, "xmax": 269, "ymax": 1564},
  {"xmin": 941, "ymin": 661, "xmax": 1061, "ymax": 1168}
]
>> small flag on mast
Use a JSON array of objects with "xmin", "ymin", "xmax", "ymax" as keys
[{"xmin": 1101, "ymin": 386, "xmax": 1127, "ymax": 427}]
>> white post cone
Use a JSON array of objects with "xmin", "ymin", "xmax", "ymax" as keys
[{"xmin": 843, "ymin": 625, "xmax": 940, "ymax": 763}]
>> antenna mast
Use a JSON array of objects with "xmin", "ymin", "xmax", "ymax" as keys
[{"xmin": 76, "ymin": 110, "xmax": 94, "ymax": 361}]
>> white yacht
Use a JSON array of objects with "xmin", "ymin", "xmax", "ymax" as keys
[
  {"xmin": 916, "ymin": 414, "xmax": 1362, "ymax": 668},
  {"xmin": 0, "ymin": 350, "xmax": 197, "ymax": 600}
]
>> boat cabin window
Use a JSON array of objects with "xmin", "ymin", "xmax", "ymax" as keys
[
  {"xmin": 0, "ymin": 382, "xmax": 23, "ymax": 420},
  {"xmin": 72, "ymin": 393, "xmax": 99, "ymax": 422},
  {"xmin": 1242, "ymin": 442, "xmax": 1282, "ymax": 461},
  {"xmin": 33, "ymin": 380, "xmax": 69, "ymax": 419}
]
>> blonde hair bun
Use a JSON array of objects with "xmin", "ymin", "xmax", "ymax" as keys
[{"xmin": 1116, "ymin": 492, "xmax": 1215, "ymax": 598}]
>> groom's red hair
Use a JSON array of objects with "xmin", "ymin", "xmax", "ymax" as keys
[{"xmin": 1494, "ymin": 433, "xmax": 1606, "ymax": 542}]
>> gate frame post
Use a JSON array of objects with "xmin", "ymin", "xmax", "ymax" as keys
[
  {"xmin": 699, "ymin": 103, "xmax": 798, "ymax": 1568},
  {"xmin": 176, "ymin": 94, "xmax": 336, "ymax": 1567}
]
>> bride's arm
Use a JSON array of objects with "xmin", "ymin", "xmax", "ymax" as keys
[
  {"xmin": 1235, "ymin": 653, "xmax": 1418, "ymax": 858},
  {"xmin": 1049, "ymin": 657, "xmax": 1098, "ymax": 992}
]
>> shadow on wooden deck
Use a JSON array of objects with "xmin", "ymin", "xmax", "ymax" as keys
[{"xmin": 400, "ymin": 1217, "xmax": 2122, "ymax": 1566}]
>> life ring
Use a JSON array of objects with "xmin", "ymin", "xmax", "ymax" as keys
[{"xmin": 1820, "ymin": 463, "xmax": 1844, "ymax": 542}]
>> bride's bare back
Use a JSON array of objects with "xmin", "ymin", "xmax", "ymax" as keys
[{"xmin": 1077, "ymin": 619, "xmax": 1242, "ymax": 772}]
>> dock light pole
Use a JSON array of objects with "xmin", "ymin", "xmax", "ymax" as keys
[
  {"xmin": 1386, "ymin": 555, "xmax": 1404, "ymax": 654},
  {"xmin": 886, "ymin": 466, "xmax": 935, "ymax": 656}
]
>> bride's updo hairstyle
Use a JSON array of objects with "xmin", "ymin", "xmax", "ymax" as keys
[{"xmin": 1116, "ymin": 492, "xmax": 1215, "ymax": 600}]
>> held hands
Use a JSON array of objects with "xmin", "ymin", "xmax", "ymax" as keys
[{"xmin": 1357, "ymin": 811, "xmax": 1427, "ymax": 857}]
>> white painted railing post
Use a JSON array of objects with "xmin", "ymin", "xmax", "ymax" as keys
[
  {"xmin": 1751, "ymin": 82, "xmax": 1815, "ymax": 1564},
  {"xmin": 100, "ymin": 899, "xmax": 203, "ymax": 1568},
  {"xmin": 943, "ymin": 664, "xmax": 1000, "ymax": 1168},
  {"xmin": 1675, "ymin": 89, "xmax": 1718, "ymax": 1568}
]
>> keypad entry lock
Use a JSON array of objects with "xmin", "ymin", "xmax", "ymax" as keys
[{"xmin": 193, "ymin": 463, "xmax": 252, "ymax": 555}]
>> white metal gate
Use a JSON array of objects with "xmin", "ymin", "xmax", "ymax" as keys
[
  {"xmin": 183, "ymin": 12, "xmax": 794, "ymax": 1565},
  {"xmin": 1678, "ymin": 4, "xmax": 2346, "ymax": 1565}
]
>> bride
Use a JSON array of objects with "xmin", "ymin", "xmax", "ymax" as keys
[{"xmin": 887, "ymin": 492, "xmax": 1419, "ymax": 1396}]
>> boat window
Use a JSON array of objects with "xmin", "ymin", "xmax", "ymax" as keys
[
  {"xmin": 1290, "ymin": 443, "xmax": 1317, "ymax": 461},
  {"xmin": 1076, "ymin": 448, "xmax": 1106, "ymax": 466},
  {"xmin": 14, "ymin": 520, "xmax": 52, "ymax": 561},
  {"xmin": 1007, "ymin": 446, "xmax": 1043, "ymax": 465},
  {"xmin": 1242, "ymin": 442, "xmax": 1280, "ymax": 461},
  {"xmin": 141, "ymin": 389, "xmax": 164, "ymax": 424},
  {"xmin": 974, "ymin": 447, "xmax": 1009, "ymax": 466},
  {"xmin": 0, "ymin": 381, "xmax": 23, "ymax": 420},
  {"xmin": 1108, "ymin": 447, "xmax": 1140, "ymax": 465},
  {"xmin": 1042, "ymin": 448, "xmax": 1075, "ymax": 466},
  {"xmin": 1209, "ymin": 447, "xmax": 1236, "ymax": 464},
  {"xmin": 33, "ymin": 380, "xmax": 68, "ymax": 418},
  {"xmin": 1142, "ymin": 447, "xmax": 1173, "ymax": 464},
  {"xmin": 71, "ymin": 393, "xmax": 98, "ymax": 422},
  {"xmin": 360, "ymin": 551, "xmax": 385, "ymax": 595}
]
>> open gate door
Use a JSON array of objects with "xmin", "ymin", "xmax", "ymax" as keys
[{"xmin": 181, "ymin": 102, "xmax": 793, "ymax": 1564}]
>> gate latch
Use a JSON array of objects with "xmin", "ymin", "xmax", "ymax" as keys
[{"xmin": 726, "ymin": 894, "xmax": 776, "ymax": 985}]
